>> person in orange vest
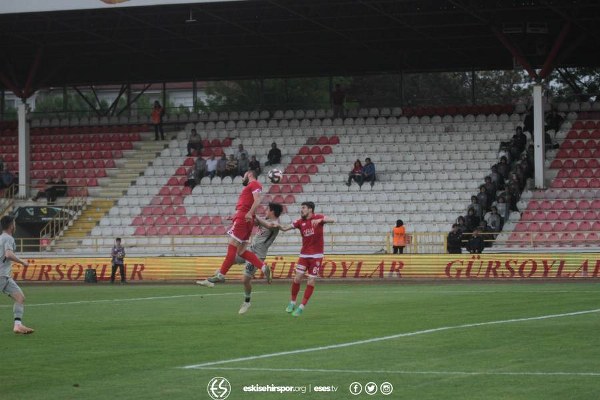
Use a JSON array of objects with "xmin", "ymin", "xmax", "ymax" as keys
[
  {"xmin": 151, "ymin": 100, "xmax": 165, "ymax": 141},
  {"xmin": 392, "ymin": 219, "xmax": 406, "ymax": 254}
]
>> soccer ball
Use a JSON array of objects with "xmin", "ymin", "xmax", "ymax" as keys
[{"xmin": 268, "ymin": 169, "xmax": 283, "ymax": 184}]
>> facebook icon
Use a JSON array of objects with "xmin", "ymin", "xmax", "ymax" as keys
[{"xmin": 349, "ymin": 382, "xmax": 363, "ymax": 395}]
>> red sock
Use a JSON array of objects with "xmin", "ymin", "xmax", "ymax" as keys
[
  {"xmin": 291, "ymin": 282, "xmax": 301, "ymax": 302},
  {"xmin": 301, "ymin": 284, "xmax": 314, "ymax": 306},
  {"xmin": 240, "ymin": 250, "xmax": 264, "ymax": 269},
  {"xmin": 219, "ymin": 244, "xmax": 238, "ymax": 275}
]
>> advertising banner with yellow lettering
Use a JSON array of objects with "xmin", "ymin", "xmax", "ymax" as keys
[{"xmin": 10, "ymin": 254, "xmax": 600, "ymax": 282}]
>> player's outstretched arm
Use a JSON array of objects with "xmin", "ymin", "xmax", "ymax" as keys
[
  {"xmin": 246, "ymin": 191, "xmax": 263, "ymax": 221},
  {"xmin": 5, "ymin": 249, "xmax": 28, "ymax": 267},
  {"xmin": 255, "ymin": 216, "xmax": 278, "ymax": 229},
  {"xmin": 279, "ymin": 224, "xmax": 296, "ymax": 232}
]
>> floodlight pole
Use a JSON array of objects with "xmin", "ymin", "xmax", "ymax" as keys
[{"xmin": 532, "ymin": 84, "xmax": 545, "ymax": 189}]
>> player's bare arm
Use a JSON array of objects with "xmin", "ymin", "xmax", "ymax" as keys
[
  {"xmin": 5, "ymin": 249, "xmax": 28, "ymax": 267},
  {"xmin": 255, "ymin": 216, "xmax": 279, "ymax": 229},
  {"xmin": 311, "ymin": 216, "xmax": 335, "ymax": 227},
  {"xmin": 245, "ymin": 191, "xmax": 262, "ymax": 221},
  {"xmin": 279, "ymin": 224, "xmax": 295, "ymax": 232}
]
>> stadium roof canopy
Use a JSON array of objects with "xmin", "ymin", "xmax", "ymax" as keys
[{"xmin": 1, "ymin": 0, "xmax": 600, "ymax": 98}]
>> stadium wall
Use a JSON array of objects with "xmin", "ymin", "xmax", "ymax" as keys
[{"xmin": 10, "ymin": 254, "xmax": 600, "ymax": 282}]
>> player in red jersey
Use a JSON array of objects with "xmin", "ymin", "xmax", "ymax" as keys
[
  {"xmin": 280, "ymin": 201, "xmax": 334, "ymax": 316},
  {"xmin": 197, "ymin": 169, "xmax": 272, "ymax": 287}
]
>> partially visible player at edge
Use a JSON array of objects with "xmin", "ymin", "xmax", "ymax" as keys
[
  {"xmin": 0, "ymin": 215, "xmax": 34, "ymax": 334},
  {"xmin": 279, "ymin": 201, "xmax": 334, "ymax": 317},
  {"xmin": 197, "ymin": 169, "xmax": 272, "ymax": 286},
  {"xmin": 237, "ymin": 202, "xmax": 284, "ymax": 314}
]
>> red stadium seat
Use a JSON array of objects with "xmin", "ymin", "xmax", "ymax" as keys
[
  {"xmin": 211, "ymin": 216, "xmax": 222, "ymax": 225},
  {"xmin": 299, "ymin": 146, "xmax": 310, "ymax": 155},
  {"xmin": 134, "ymin": 227, "xmax": 147, "ymax": 236},
  {"xmin": 191, "ymin": 226, "xmax": 203, "ymax": 235},
  {"xmin": 132, "ymin": 216, "xmax": 143, "ymax": 226},
  {"xmin": 180, "ymin": 226, "xmax": 192, "ymax": 236}
]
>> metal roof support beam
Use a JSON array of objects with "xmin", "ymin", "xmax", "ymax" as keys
[
  {"xmin": 22, "ymin": 48, "xmax": 43, "ymax": 98},
  {"xmin": 105, "ymin": 84, "xmax": 127, "ymax": 116},
  {"xmin": 72, "ymin": 86, "xmax": 102, "ymax": 117},
  {"xmin": 491, "ymin": 27, "xmax": 538, "ymax": 81},
  {"xmin": 539, "ymin": 22, "xmax": 571, "ymax": 80},
  {"xmin": 117, "ymin": 83, "xmax": 151, "ymax": 117},
  {"xmin": 0, "ymin": 71, "xmax": 24, "ymax": 99}
]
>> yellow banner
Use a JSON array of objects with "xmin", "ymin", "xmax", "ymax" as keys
[{"xmin": 9, "ymin": 254, "xmax": 600, "ymax": 282}]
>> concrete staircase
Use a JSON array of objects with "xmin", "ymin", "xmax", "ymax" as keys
[
  {"xmin": 52, "ymin": 136, "xmax": 168, "ymax": 250},
  {"xmin": 92, "ymin": 137, "xmax": 167, "ymax": 198}
]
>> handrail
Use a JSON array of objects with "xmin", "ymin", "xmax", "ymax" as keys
[
  {"xmin": 0, "ymin": 184, "xmax": 18, "ymax": 217},
  {"xmin": 39, "ymin": 191, "xmax": 87, "ymax": 241}
]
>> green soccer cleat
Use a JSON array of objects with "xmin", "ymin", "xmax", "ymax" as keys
[
  {"xmin": 292, "ymin": 307, "xmax": 303, "ymax": 317},
  {"xmin": 285, "ymin": 302, "xmax": 295, "ymax": 313},
  {"xmin": 262, "ymin": 265, "xmax": 272, "ymax": 284}
]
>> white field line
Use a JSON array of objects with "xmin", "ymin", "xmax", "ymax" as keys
[
  {"xmin": 182, "ymin": 308, "xmax": 600, "ymax": 369},
  {"xmin": 0, "ymin": 291, "xmax": 256, "ymax": 308},
  {"xmin": 189, "ymin": 366, "xmax": 600, "ymax": 377}
]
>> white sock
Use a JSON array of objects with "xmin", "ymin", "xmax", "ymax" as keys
[
  {"xmin": 298, "ymin": 304, "xmax": 305, "ymax": 310},
  {"xmin": 14, "ymin": 320, "xmax": 22, "ymax": 326}
]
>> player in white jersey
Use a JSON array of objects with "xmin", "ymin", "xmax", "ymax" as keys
[
  {"xmin": 0, "ymin": 215, "xmax": 34, "ymax": 334},
  {"xmin": 236, "ymin": 202, "xmax": 284, "ymax": 314}
]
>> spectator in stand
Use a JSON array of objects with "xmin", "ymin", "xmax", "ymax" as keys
[
  {"xmin": 510, "ymin": 127, "xmax": 527, "ymax": 161},
  {"xmin": 0, "ymin": 156, "xmax": 4, "ymax": 172},
  {"xmin": 206, "ymin": 154, "xmax": 218, "ymax": 180},
  {"xmin": 545, "ymin": 109, "xmax": 564, "ymax": 134},
  {"xmin": 455, "ymin": 216, "xmax": 467, "ymax": 235},
  {"xmin": 483, "ymin": 175, "xmax": 497, "ymax": 207},
  {"xmin": 345, "ymin": 159, "xmax": 363, "ymax": 187},
  {"xmin": 467, "ymin": 195, "xmax": 482, "ymax": 219},
  {"xmin": 216, "ymin": 154, "xmax": 228, "ymax": 179},
  {"xmin": 523, "ymin": 108, "xmax": 533, "ymax": 137},
  {"xmin": 238, "ymin": 153, "xmax": 249, "ymax": 177},
  {"xmin": 478, "ymin": 220, "xmax": 495, "ymax": 247},
  {"xmin": 32, "ymin": 175, "xmax": 56, "ymax": 202},
  {"xmin": 151, "ymin": 100, "xmax": 165, "ymax": 141},
  {"xmin": 265, "ymin": 142, "xmax": 281, "ymax": 166},
  {"xmin": 360, "ymin": 157, "xmax": 376, "ymax": 188},
  {"xmin": 235, "ymin": 144, "xmax": 249, "ymax": 161},
  {"xmin": 0, "ymin": 168, "xmax": 15, "ymax": 190},
  {"xmin": 495, "ymin": 156, "xmax": 510, "ymax": 181},
  {"xmin": 489, "ymin": 165, "xmax": 504, "ymax": 191},
  {"xmin": 447, "ymin": 224, "xmax": 463, "ymax": 254},
  {"xmin": 464, "ymin": 208, "xmax": 480, "ymax": 233},
  {"xmin": 484, "ymin": 206, "xmax": 502, "ymax": 232},
  {"xmin": 492, "ymin": 196, "xmax": 510, "ymax": 223},
  {"xmin": 225, "ymin": 154, "xmax": 238, "ymax": 178},
  {"xmin": 187, "ymin": 129, "xmax": 203, "ymax": 156},
  {"xmin": 194, "ymin": 156, "xmax": 207, "ymax": 183},
  {"xmin": 185, "ymin": 169, "xmax": 197, "ymax": 189},
  {"xmin": 467, "ymin": 229, "xmax": 485, "ymax": 254},
  {"xmin": 392, "ymin": 219, "xmax": 406, "ymax": 254},
  {"xmin": 476, "ymin": 185, "xmax": 488, "ymax": 215},
  {"xmin": 53, "ymin": 172, "xmax": 68, "ymax": 199},
  {"xmin": 249, "ymin": 155, "xmax": 261, "ymax": 176},
  {"xmin": 331, "ymin": 84, "xmax": 346, "ymax": 119},
  {"xmin": 505, "ymin": 181, "xmax": 521, "ymax": 212}
]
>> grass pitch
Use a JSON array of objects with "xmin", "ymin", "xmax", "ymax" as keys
[{"xmin": 1, "ymin": 282, "xmax": 599, "ymax": 400}]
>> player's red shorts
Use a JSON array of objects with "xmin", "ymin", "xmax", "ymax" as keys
[
  {"xmin": 227, "ymin": 214, "xmax": 254, "ymax": 243},
  {"xmin": 295, "ymin": 257, "xmax": 323, "ymax": 277}
]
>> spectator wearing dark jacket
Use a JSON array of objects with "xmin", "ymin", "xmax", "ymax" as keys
[
  {"xmin": 447, "ymin": 224, "xmax": 463, "ymax": 254},
  {"xmin": 467, "ymin": 229, "xmax": 485, "ymax": 254},
  {"xmin": 266, "ymin": 142, "xmax": 282, "ymax": 166}
]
